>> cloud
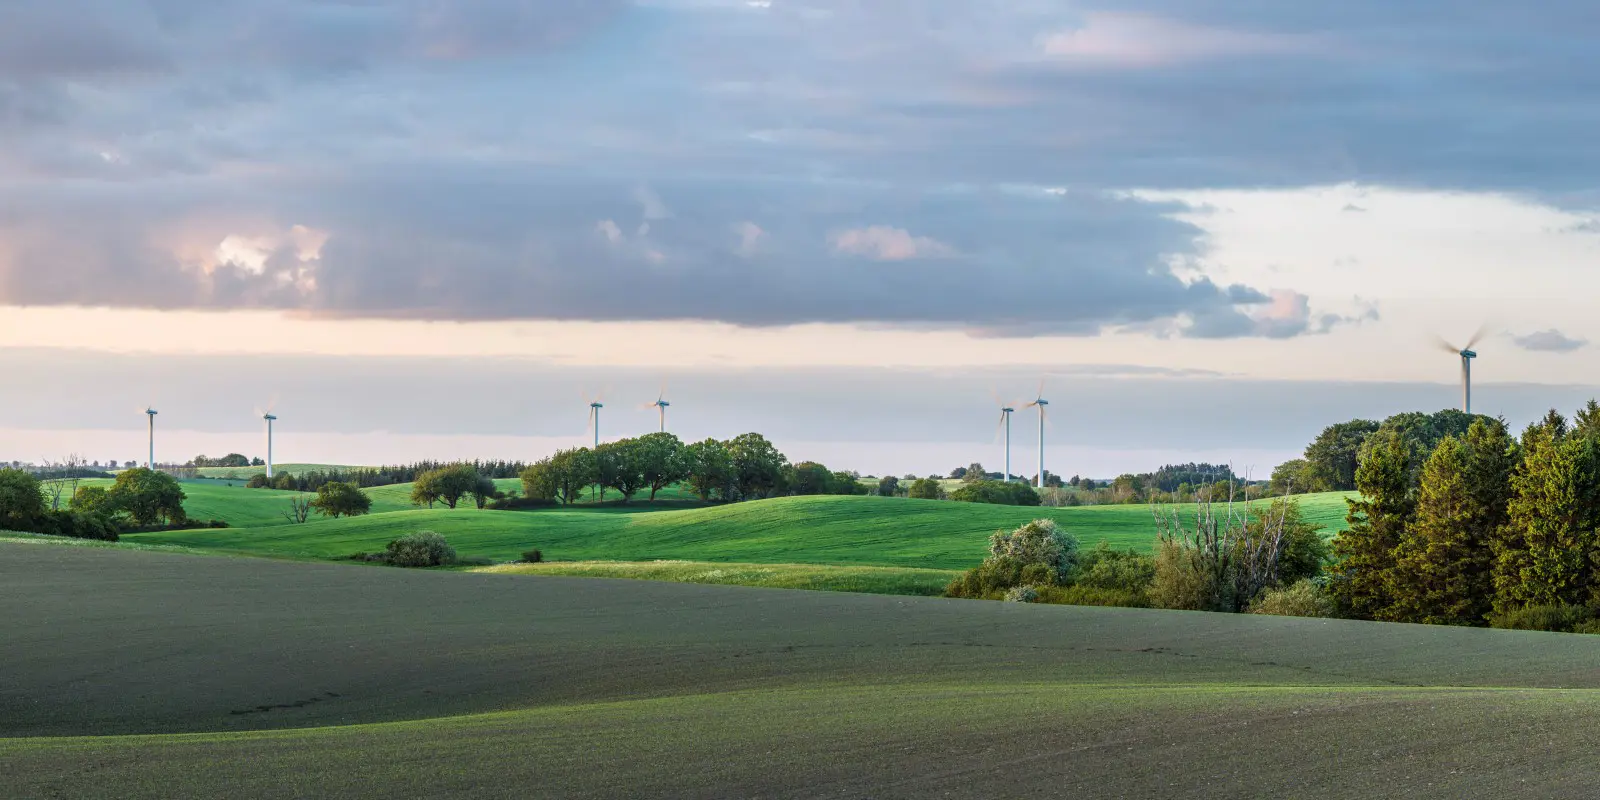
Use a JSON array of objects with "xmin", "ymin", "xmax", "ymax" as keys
[
  {"xmin": 1510, "ymin": 329, "xmax": 1588, "ymax": 353},
  {"xmin": 828, "ymin": 226, "xmax": 954, "ymax": 261},
  {"xmin": 0, "ymin": 173, "xmax": 1316, "ymax": 337},
  {"xmin": 1039, "ymin": 13, "xmax": 1316, "ymax": 68},
  {"xmin": 2, "ymin": 0, "xmax": 1593, "ymax": 340}
]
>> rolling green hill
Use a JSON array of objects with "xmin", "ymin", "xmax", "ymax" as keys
[
  {"xmin": 133, "ymin": 492, "xmax": 1355, "ymax": 570},
  {"xmin": 6, "ymin": 541, "xmax": 1600, "ymax": 799}
]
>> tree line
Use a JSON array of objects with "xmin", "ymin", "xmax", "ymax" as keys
[
  {"xmin": 243, "ymin": 460, "xmax": 532, "ymax": 493},
  {"xmin": 0, "ymin": 467, "xmax": 201, "ymax": 541},
  {"xmin": 1330, "ymin": 403, "xmax": 1600, "ymax": 630}
]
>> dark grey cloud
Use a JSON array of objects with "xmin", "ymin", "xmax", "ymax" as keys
[
  {"xmin": 1510, "ymin": 329, "xmax": 1589, "ymax": 354},
  {"xmin": 0, "ymin": 0, "xmax": 1585, "ymax": 332},
  {"xmin": 0, "ymin": 170, "xmax": 1336, "ymax": 336}
]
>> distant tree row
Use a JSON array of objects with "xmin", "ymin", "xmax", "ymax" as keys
[
  {"xmin": 1279, "ymin": 408, "xmax": 1487, "ymax": 494},
  {"xmin": 236, "ymin": 460, "xmax": 531, "ymax": 492},
  {"xmin": 519, "ymin": 433, "xmax": 866, "ymax": 506},
  {"xmin": 189, "ymin": 453, "xmax": 261, "ymax": 468},
  {"xmin": 0, "ymin": 467, "xmax": 196, "ymax": 541}
]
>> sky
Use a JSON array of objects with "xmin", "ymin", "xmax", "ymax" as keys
[{"xmin": 5, "ymin": 0, "xmax": 1600, "ymax": 476}]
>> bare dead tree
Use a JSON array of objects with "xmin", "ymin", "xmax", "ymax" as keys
[
  {"xmin": 1151, "ymin": 471, "xmax": 1296, "ymax": 612},
  {"xmin": 284, "ymin": 493, "xmax": 313, "ymax": 524}
]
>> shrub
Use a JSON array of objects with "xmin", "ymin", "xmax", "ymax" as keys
[
  {"xmin": 272, "ymin": 472, "xmax": 297, "ymax": 491},
  {"xmin": 988, "ymin": 519, "xmax": 1078, "ymax": 581},
  {"xmin": 521, "ymin": 549, "xmax": 544, "ymax": 563},
  {"xmin": 1149, "ymin": 538, "xmax": 1227, "ymax": 611},
  {"xmin": 69, "ymin": 486, "xmax": 112, "ymax": 515},
  {"xmin": 1573, "ymin": 619, "xmax": 1600, "ymax": 635},
  {"xmin": 0, "ymin": 468, "xmax": 46, "ymax": 531},
  {"xmin": 949, "ymin": 480, "xmax": 1041, "ymax": 506},
  {"xmin": 946, "ymin": 520, "xmax": 1079, "ymax": 599},
  {"xmin": 1003, "ymin": 585, "xmax": 1040, "ymax": 603},
  {"xmin": 1251, "ymin": 580, "xmax": 1336, "ymax": 618},
  {"xmin": 246, "ymin": 473, "xmax": 270, "ymax": 489},
  {"xmin": 489, "ymin": 495, "xmax": 558, "ymax": 510},
  {"xmin": 385, "ymin": 531, "xmax": 457, "ymax": 567},
  {"xmin": 1034, "ymin": 585, "xmax": 1151, "ymax": 608},
  {"xmin": 1075, "ymin": 542, "xmax": 1156, "ymax": 594},
  {"xmin": 907, "ymin": 477, "xmax": 944, "ymax": 500},
  {"xmin": 36, "ymin": 509, "xmax": 120, "ymax": 541},
  {"xmin": 1488, "ymin": 604, "xmax": 1597, "ymax": 633}
]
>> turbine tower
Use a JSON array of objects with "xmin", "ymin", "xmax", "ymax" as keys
[
  {"xmin": 1436, "ymin": 327, "xmax": 1486, "ymax": 414},
  {"xmin": 263, "ymin": 412, "xmax": 277, "ymax": 478},
  {"xmin": 1024, "ymin": 381, "xmax": 1049, "ymax": 488},
  {"xmin": 144, "ymin": 407, "xmax": 158, "ymax": 469},
  {"xmin": 588, "ymin": 400, "xmax": 604, "ymax": 448},
  {"xmin": 255, "ymin": 397, "xmax": 280, "ymax": 478}
]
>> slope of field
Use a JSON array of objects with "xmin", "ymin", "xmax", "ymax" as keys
[
  {"xmin": 477, "ymin": 560, "xmax": 959, "ymax": 595},
  {"xmin": 5, "ymin": 542, "xmax": 1600, "ymax": 799},
  {"xmin": 135, "ymin": 492, "xmax": 1355, "ymax": 570}
]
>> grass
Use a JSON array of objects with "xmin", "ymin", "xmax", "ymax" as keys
[
  {"xmin": 476, "ymin": 560, "xmax": 959, "ymax": 596},
  {"xmin": 7, "ymin": 541, "xmax": 1600, "ymax": 798},
  {"xmin": 133, "ymin": 491, "xmax": 1356, "ymax": 570}
]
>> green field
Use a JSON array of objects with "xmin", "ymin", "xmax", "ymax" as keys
[
  {"xmin": 6, "ymin": 542, "xmax": 1600, "ymax": 798},
  {"xmin": 132, "ymin": 490, "xmax": 1356, "ymax": 571}
]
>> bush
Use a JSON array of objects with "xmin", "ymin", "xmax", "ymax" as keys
[
  {"xmin": 1488, "ymin": 604, "xmax": 1597, "ymax": 633},
  {"xmin": 489, "ymin": 495, "xmax": 558, "ymax": 511},
  {"xmin": 907, "ymin": 477, "xmax": 944, "ymax": 500},
  {"xmin": 1573, "ymin": 619, "xmax": 1600, "ymax": 635},
  {"xmin": 1034, "ymin": 585, "xmax": 1151, "ymax": 608},
  {"xmin": 1149, "ymin": 539, "xmax": 1227, "ymax": 611},
  {"xmin": 0, "ymin": 468, "xmax": 46, "ymax": 531},
  {"xmin": 521, "ymin": 549, "xmax": 544, "ymax": 563},
  {"xmin": 948, "ymin": 480, "xmax": 1041, "ymax": 506},
  {"xmin": 385, "ymin": 531, "xmax": 457, "ymax": 567},
  {"xmin": 36, "ymin": 509, "xmax": 120, "ymax": 541},
  {"xmin": 246, "ymin": 473, "xmax": 270, "ymax": 489},
  {"xmin": 1003, "ymin": 585, "xmax": 1040, "ymax": 603},
  {"xmin": 988, "ymin": 519, "xmax": 1078, "ymax": 581},
  {"xmin": 946, "ymin": 520, "xmax": 1079, "ymax": 599},
  {"xmin": 1075, "ymin": 542, "xmax": 1156, "ymax": 594},
  {"xmin": 1251, "ymin": 580, "xmax": 1336, "ymax": 618},
  {"xmin": 69, "ymin": 486, "xmax": 112, "ymax": 515}
]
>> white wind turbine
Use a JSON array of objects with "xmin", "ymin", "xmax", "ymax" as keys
[
  {"xmin": 1024, "ymin": 380, "xmax": 1049, "ymax": 488},
  {"xmin": 254, "ymin": 396, "xmax": 280, "ymax": 478},
  {"xmin": 1436, "ymin": 326, "xmax": 1487, "ymax": 414},
  {"xmin": 639, "ymin": 381, "xmax": 671, "ymax": 433},
  {"xmin": 585, "ymin": 388, "xmax": 609, "ymax": 448},
  {"xmin": 993, "ymin": 392, "xmax": 1018, "ymax": 483},
  {"xmin": 143, "ymin": 406, "xmax": 158, "ymax": 469}
]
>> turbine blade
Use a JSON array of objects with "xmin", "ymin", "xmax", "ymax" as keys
[
  {"xmin": 1036, "ymin": 378, "xmax": 1045, "ymax": 401},
  {"xmin": 1466, "ymin": 323, "xmax": 1490, "ymax": 350},
  {"xmin": 1433, "ymin": 335, "xmax": 1461, "ymax": 354}
]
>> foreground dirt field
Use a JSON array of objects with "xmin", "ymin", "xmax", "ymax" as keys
[{"xmin": 6, "ymin": 542, "xmax": 1600, "ymax": 798}]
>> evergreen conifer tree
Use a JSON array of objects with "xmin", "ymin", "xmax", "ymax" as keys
[{"xmin": 1331, "ymin": 428, "xmax": 1413, "ymax": 619}]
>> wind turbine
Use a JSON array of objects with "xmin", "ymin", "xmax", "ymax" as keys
[
  {"xmin": 1024, "ymin": 381, "xmax": 1049, "ymax": 488},
  {"xmin": 1436, "ymin": 327, "xmax": 1486, "ymax": 414},
  {"xmin": 144, "ymin": 407, "xmax": 158, "ymax": 469},
  {"xmin": 254, "ymin": 396, "xmax": 280, "ymax": 478},
  {"xmin": 585, "ymin": 389, "xmax": 608, "ymax": 448},
  {"xmin": 994, "ymin": 394, "xmax": 1017, "ymax": 482},
  {"xmin": 639, "ymin": 382, "xmax": 671, "ymax": 433}
]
